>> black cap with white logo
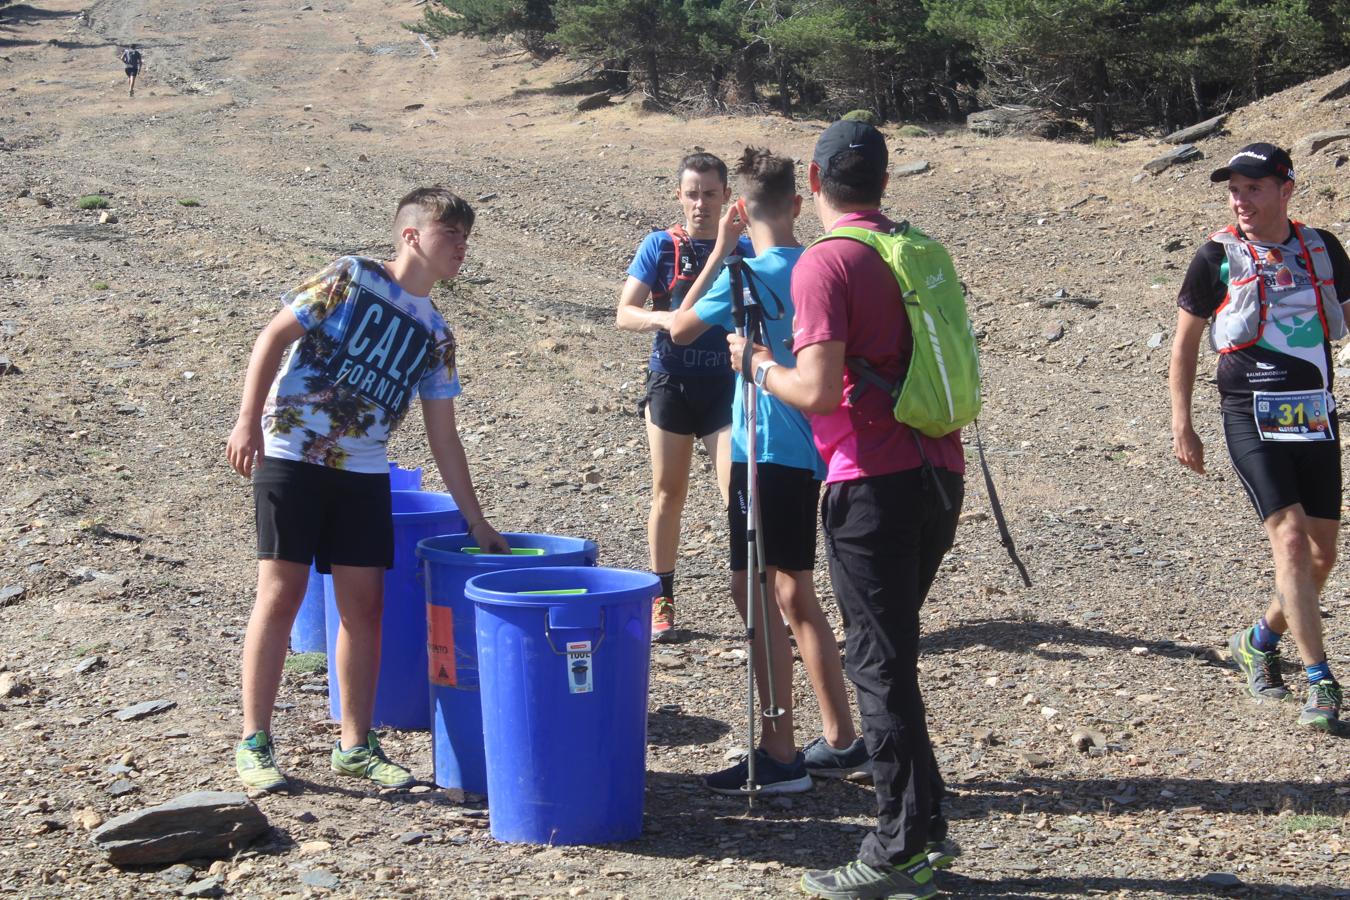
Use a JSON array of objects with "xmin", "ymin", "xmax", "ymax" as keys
[
  {"xmin": 812, "ymin": 120, "xmax": 888, "ymax": 179},
  {"xmin": 1210, "ymin": 142, "xmax": 1295, "ymax": 183}
]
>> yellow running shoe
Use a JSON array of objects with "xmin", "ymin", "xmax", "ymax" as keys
[
  {"xmin": 235, "ymin": 731, "xmax": 288, "ymax": 792},
  {"xmin": 330, "ymin": 731, "xmax": 414, "ymax": 788}
]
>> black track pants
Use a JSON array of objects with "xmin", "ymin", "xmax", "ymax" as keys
[{"xmin": 822, "ymin": 466, "xmax": 963, "ymax": 867}]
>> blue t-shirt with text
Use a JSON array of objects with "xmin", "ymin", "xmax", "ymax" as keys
[{"xmin": 627, "ymin": 230, "xmax": 754, "ymax": 376}]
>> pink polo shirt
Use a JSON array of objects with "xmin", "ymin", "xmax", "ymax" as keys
[{"xmin": 791, "ymin": 211, "xmax": 966, "ymax": 484}]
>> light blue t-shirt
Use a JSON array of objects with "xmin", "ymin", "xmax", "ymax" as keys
[
  {"xmin": 262, "ymin": 256, "xmax": 461, "ymax": 473},
  {"xmin": 692, "ymin": 246, "xmax": 825, "ymax": 479}
]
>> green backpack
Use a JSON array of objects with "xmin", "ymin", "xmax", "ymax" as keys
[{"xmin": 817, "ymin": 223, "xmax": 982, "ymax": 437}]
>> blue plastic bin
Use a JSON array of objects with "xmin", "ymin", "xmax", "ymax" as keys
[
  {"xmin": 416, "ymin": 533, "xmax": 599, "ymax": 794},
  {"xmin": 325, "ymin": 490, "xmax": 464, "ymax": 730},
  {"xmin": 290, "ymin": 463, "xmax": 422, "ymax": 653},
  {"xmin": 467, "ymin": 566, "xmax": 658, "ymax": 844}
]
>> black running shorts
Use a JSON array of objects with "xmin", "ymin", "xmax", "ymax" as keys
[
  {"xmin": 253, "ymin": 457, "xmax": 395, "ymax": 571},
  {"xmin": 640, "ymin": 371, "xmax": 734, "ymax": 438},
  {"xmin": 1223, "ymin": 410, "xmax": 1342, "ymax": 521},
  {"xmin": 125, "ymin": 67, "xmax": 138, "ymax": 77},
  {"xmin": 728, "ymin": 461, "xmax": 821, "ymax": 572}
]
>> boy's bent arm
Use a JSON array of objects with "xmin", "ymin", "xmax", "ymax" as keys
[
  {"xmin": 226, "ymin": 308, "xmax": 306, "ymax": 477},
  {"xmin": 616, "ymin": 277, "xmax": 672, "ymax": 333},
  {"xmin": 422, "ymin": 397, "xmax": 509, "ymax": 552}
]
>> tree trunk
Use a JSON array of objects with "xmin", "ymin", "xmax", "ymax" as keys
[
  {"xmin": 1189, "ymin": 72, "xmax": 1204, "ymax": 121},
  {"xmin": 777, "ymin": 58, "xmax": 792, "ymax": 117},
  {"xmin": 646, "ymin": 47, "xmax": 660, "ymax": 101},
  {"xmin": 1091, "ymin": 57, "xmax": 1111, "ymax": 139}
]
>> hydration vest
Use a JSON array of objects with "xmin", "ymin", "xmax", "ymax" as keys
[
  {"xmin": 1208, "ymin": 221, "xmax": 1345, "ymax": 353},
  {"xmin": 649, "ymin": 225, "xmax": 701, "ymax": 312}
]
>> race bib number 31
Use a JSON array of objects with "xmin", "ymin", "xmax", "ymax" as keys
[{"xmin": 1253, "ymin": 389, "xmax": 1335, "ymax": 441}]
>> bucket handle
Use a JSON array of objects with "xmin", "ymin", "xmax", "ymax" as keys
[{"xmin": 543, "ymin": 607, "xmax": 606, "ymax": 656}]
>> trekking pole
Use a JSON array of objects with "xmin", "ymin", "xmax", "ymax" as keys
[{"xmin": 727, "ymin": 256, "xmax": 785, "ymax": 806}]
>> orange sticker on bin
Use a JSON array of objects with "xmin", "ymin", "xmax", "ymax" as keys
[{"xmin": 427, "ymin": 604, "xmax": 456, "ymax": 687}]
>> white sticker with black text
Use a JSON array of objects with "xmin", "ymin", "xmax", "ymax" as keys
[{"xmin": 566, "ymin": 641, "xmax": 593, "ymax": 694}]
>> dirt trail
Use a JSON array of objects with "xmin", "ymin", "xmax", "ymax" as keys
[{"xmin": 1, "ymin": 0, "xmax": 1348, "ymax": 896}]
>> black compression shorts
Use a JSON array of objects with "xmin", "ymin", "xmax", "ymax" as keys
[
  {"xmin": 1223, "ymin": 410, "xmax": 1342, "ymax": 521},
  {"xmin": 253, "ymin": 457, "xmax": 395, "ymax": 571},
  {"xmin": 728, "ymin": 461, "xmax": 821, "ymax": 572},
  {"xmin": 640, "ymin": 370, "xmax": 734, "ymax": 438}
]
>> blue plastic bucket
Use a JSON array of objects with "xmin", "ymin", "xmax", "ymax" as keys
[
  {"xmin": 416, "ymin": 534, "xmax": 599, "ymax": 794},
  {"xmin": 289, "ymin": 463, "xmax": 422, "ymax": 653},
  {"xmin": 325, "ymin": 490, "xmax": 464, "ymax": 729},
  {"xmin": 468, "ymin": 566, "xmax": 657, "ymax": 844}
]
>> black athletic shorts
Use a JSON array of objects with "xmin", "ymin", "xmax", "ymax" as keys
[
  {"xmin": 728, "ymin": 461, "xmax": 821, "ymax": 572},
  {"xmin": 640, "ymin": 370, "xmax": 734, "ymax": 438},
  {"xmin": 253, "ymin": 457, "xmax": 395, "ymax": 571},
  {"xmin": 125, "ymin": 67, "xmax": 138, "ymax": 77},
  {"xmin": 1223, "ymin": 410, "xmax": 1342, "ymax": 521}
]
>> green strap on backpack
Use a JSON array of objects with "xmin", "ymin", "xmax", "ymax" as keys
[{"xmin": 816, "ymin": 223, "xmax": 982, "ymax": 437}]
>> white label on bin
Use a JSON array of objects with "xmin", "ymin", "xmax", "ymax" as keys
[{"xmin": 566, "ymin": 641, "xmax": 593, "ymax": 695}]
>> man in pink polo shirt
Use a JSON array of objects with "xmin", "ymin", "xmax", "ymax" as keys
[{"xmin": 730, "ymin": 120, "xmax": 965, "ymax": 900}]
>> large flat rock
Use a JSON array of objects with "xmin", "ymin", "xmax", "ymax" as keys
[
  {"xmin": 91, "ymin": 791, "xmax": 268, "ymax": 866},
  {"xmin": 1161, "ymin": 114, "xmax": 1226, "ymax": 144}
]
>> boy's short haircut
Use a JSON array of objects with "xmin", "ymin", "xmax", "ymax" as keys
[
  {"xmin": 394, "ymin": 186, "xmax": 475, "ymax": 235},
  {"xmin": 820, "ymin": 151, "xmax": 886, "ymax": 207},
  {"xmin": 677, "ymin": 152, "xmax": 729, "ymax": 187},
  {"xmin": 736, "ymin": 147, "xmax": 796, "ymax": 218}
]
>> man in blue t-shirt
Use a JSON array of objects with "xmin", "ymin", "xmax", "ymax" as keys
[
  {"xmin": 669, "ymin": 147, "xmax": 867, "ymax": 795},
  {"xmin": 617, "ymin": 152, "xmax": 752, "ymax": 642}
]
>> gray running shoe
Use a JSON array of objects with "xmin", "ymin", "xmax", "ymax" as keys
[
  {"xmin": 800, "ymin": 855, "xmax": 937, "ymax": 900},
  {"xmin": 1228, "ymin": 628, "xmax": 1290, "ymax": 700},
  {"xmin": 705, "ymin": 748, "xmax": 812, "ymax": 796},
  {"xmin": 802, "ymin": 736, "xmax": 871, "ymax": 780},
  {"xmin": 1298, "ymin": 680, "xmax": 1342, "ymax": 732}
]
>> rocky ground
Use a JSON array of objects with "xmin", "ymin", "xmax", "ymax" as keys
[{"xmin": 1, "ymin": 0, "xmax": 1349, "ymax": 897}]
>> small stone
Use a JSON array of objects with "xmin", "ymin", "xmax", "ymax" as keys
[
  {"xmin": 1020, "ymin": 751, "xmax": 1052, "ymax": 769},
  {"xmin": 107, "ymin": 780, "xmax": 138, "ymax": 797},
  {"xmin": 301, "ymin": 869, "xmax": 339, "ymax": 890},
  {"xmin": 971, "ymin": 727, "xmax": 995, "ymax": 746},
  {"xmin": 98, "ymin": 211, "xmax": 118, "ymax": 225},
  {"xmin": 1201, "ymin": 872, "xmax": 1242, "ymax": 889},
  {"xmin": 0, "ymin": 672, "xmax": 24, "ymax": 698},
  {"xmin": 1043, "ymin": 322, "xmax": 1065, "ymax": 343},
  {"xmin": 1143, "ymin": 144, "xmax": 1202, "ymax": 175},
  {"xmin": 181, "ymin": 876, "xmax": 224, "ymax": 898},
  {"xmin": 1070, "ymin": 728, "xmax": 1106, "ymax": 752},
  {"xmin": 73, "ymin": 655, "xmax": 104, "ymax": 675},
  {"xmin": 1146, "ymin": 332, "xmax": 1165, "ymax": 349},
  {"xmin": 1131, "ymin": 645, "xmax": 1150, "ymax": 655},
  {"xmin": 92, "ymin": 791, "xmax": 268, "ymax": 865},
  {"xmin": 408, "ymin": 784, "xmax": 431, "ymax": 794},
  {"xmin": 294, "ymin": 811, "xmax": 318, "ymax": 823},
  {"xmin": 1040, "ymin": 706, "xmax": 1058, "ymax": 719},
  {"xmin": 115, "ymin": 699, "xmax": 177, "ymax": 721},
  {"xmin": 160, "ymin": 864, "xmax": 195, "ymax": 885},
  {"xmin": 893, "ymin": 160, "xmax": 930, "ymax": 177},
  {"xmin": 397, "ymin": 831, "xmax": 431, "ymax": 845},
  {"xmin": 73, "ymin": 807, "xmax": 103, "ymax": 830},
  {"xmin": 575, "ymin": 90, "xmax": 611, "ymax": 112},
  {"xmin": 724, "ymin": 746, "xmax": 749, "ymax": 762},
  {"xmin": 303, "ymin": 104, "xmax": 313, "ymax": 111},
  {"xmin": 583, "ymin": 471, "xmax": 601, "ymax": 484},
  {"xmin": 0, "ymin": 584, "xmax": 25, "ymax": 606},
  {"xmin": 373, "ymin": 867, "xmax": 399, "ymax": 882},
  {"xmin": 299, "ymin": 839, "xmax": 331, "ymax": 855},
  {"xmin": 477, "ymin": 193, "xmax": 498, "ymax": 203}
]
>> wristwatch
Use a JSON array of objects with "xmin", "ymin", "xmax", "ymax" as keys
[{"xmin": 753, "ymin": 359, "xmax": 779, "ymax": 388}]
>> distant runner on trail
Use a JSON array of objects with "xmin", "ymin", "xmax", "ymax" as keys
[
  {"xmin": 729, "ymin": 120, "xmax": 966, "ymax": 900},
  {"xmin": 226, "ymin": 186, "xmax": 507, "ymax": 793},
  {"xmin": 120, "ymin": 45, "xmax": 143, "ymax": 98},
  {"xmin": 668, "ymin": 147, "xmax": 867, "ymax": 795},
  {"xmin": 616, "ymin": 152, "xmax": 752, "ymax": 643},
  {"xmin": 1170, "ymin": 142, "xmax": 1350, "ymax": 732}
]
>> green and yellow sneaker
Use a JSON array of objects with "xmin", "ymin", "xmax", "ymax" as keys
[
  {"xmin": 235, "ymin": 730, "xmax": 288, "ymax": 792},
  {"xmin": 330, "ymin": 730, "xmax": 415, "ymax": 788},
  {"xmin": 1228, "ymin": 627, "xmax": 1290, "ymax": 701},
  {"xmin": 1298, "ymin": 680, "xmax": 1342, "ymax": 732},
  {"xmin": 800, "ymin": 853, "xmax": 937, "ymax": 900}
]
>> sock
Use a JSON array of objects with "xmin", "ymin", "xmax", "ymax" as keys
[
  {"xmin": 1306, "ymin": 660, "xmax": 1333, "ymax": 685},
  {"xmin": 1252, "ymin": 617, "xmax": 1282, "ymax": 653},
  {"xmin": 654, "ymin": 570, "xmax": 674, "ymax": 600}
]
